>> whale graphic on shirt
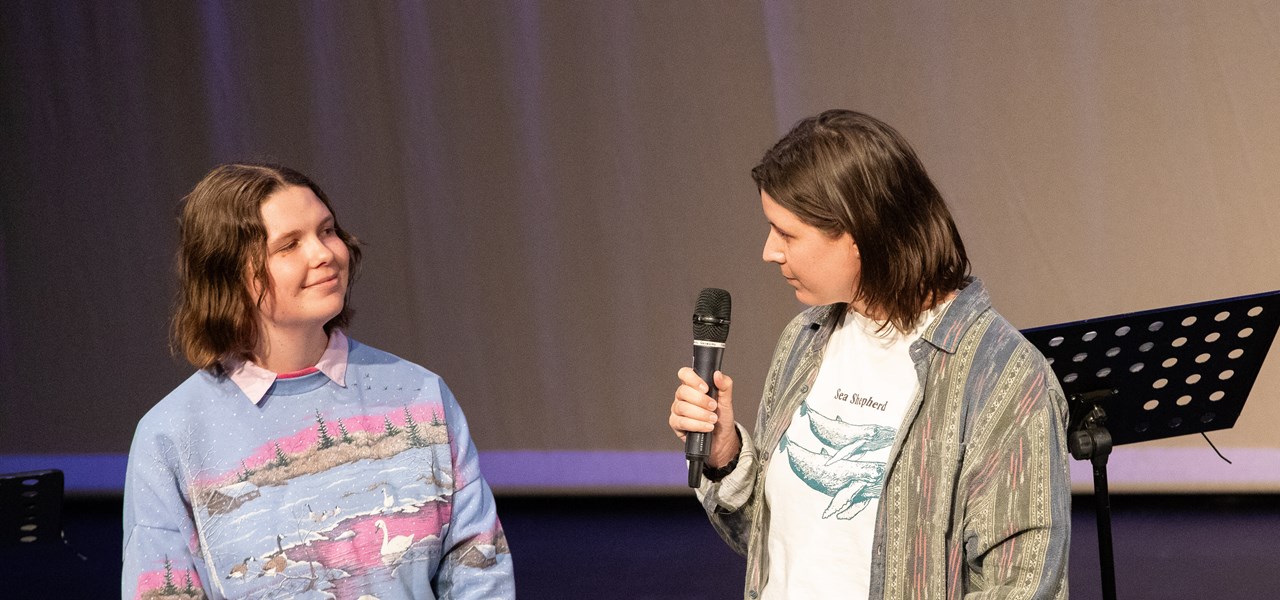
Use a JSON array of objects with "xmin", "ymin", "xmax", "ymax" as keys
[
  {"xmin": 778, "ymin": 401, "xmax": 899, "ymax": 520},
  {"xmin": 802, "ymin": 403, "xmax": 896, "ymax": 461},
  {"xmin": 781, "ymin": 433, "xmax": 884, "ymax": 520}
]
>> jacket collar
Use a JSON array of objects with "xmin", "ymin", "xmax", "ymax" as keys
[
  {"xmin": 919, "ymin": 276, "xmax": 988, "ymax": 354},
  {"xmin": 803, "ymin": 276, "xmax": 989, "ymax": 356}
]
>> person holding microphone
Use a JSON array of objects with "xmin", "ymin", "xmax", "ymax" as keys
[{"xmin": 670, "ymin": 110, "xmax": 1071, "ymax": 599}]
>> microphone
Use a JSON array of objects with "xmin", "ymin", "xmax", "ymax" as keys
[{"xmin": 685, "ymin": 288, "xmax": 731, "ymax": 488}]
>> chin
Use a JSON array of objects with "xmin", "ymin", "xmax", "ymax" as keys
[
  {"xmin": 796, "ymin": 290, "xmax": 846, "ymax": 307},
  {"xmin": 315, "ymin": 304, "xmax": 345, "ymax": 324},
  {"xmin": 793, "ymin": 290, "xmax": 821, "ymax": 307}
]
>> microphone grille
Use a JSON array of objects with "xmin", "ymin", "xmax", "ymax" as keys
[{"xmin": 693, "ymin": 288, "xmax": 732, "ymax": 343}]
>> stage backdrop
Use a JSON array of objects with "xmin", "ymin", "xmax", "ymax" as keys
[{"xmin": 2, "ymin": 1, "xmax": 1278, "ymax": 494}]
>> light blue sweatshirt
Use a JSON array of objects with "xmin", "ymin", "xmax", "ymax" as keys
[{"xmin": 123, "ymin": 334, "xmax": 514, "ymax": 599}]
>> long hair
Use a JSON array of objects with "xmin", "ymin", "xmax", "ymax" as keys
[
  {"xmin": 171, "ymin": 163, "xmax": 362, "ymax": 372},
  {"xmin": 752, "ymin": 110, "xmax": 969, "ymax": 331}
]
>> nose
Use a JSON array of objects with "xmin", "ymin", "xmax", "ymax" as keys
[
  {"xmin": 307, "ymin": 236, "xmax": 335, "ymax": 266},
  {"xmin": 762, "ymin": 230, "xmax": 785, "ymax": 264}
]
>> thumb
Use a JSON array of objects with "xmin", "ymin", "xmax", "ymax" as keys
[{"xmin": 713, "ymin": 371, "xmax": 734, "ymax": 407}]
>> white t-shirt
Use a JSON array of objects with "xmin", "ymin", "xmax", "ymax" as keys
[{"xmin": 762, "ymin": 304, "xmax": 943, "ymax": 599}]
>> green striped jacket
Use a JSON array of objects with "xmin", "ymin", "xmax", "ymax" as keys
[{"xmin": 698, "ymin": 277, "xmax": 1071, "ymax": 599}]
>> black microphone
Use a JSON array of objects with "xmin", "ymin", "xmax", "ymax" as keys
[{"xmin": 685, "ymin": 288, "xmax": 731, "ymax": 488}]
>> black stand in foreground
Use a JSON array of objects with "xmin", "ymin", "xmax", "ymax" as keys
[
  {"xmin": 1, "ymin": 469, "xmax": 65, "ymax": 547},
  {"xmin": 1022, "ymin": 290, "xmax": 1280, "ymax": 600}
]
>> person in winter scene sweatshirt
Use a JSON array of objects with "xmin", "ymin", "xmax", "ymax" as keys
[{"xmin": 123, "ymin": 163, "xmax": 514, "ymax": 600}]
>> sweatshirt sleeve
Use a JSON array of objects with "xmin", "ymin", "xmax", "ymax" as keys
[
  {"xmin": 431, "ymin": 381, "xmax": 515, "ymax": 599},
  {"xmin": 122, "ymin": 420, "xmax": 211, "ymax": 600}
]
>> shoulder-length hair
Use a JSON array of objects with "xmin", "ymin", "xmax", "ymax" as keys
[
  {"xmin": 752, "ymin": 109, "xmax": 969, "ymax": 331},
  {"xmin": 171, "ymin": 162, "xmax": 362, "ymax": 373}
]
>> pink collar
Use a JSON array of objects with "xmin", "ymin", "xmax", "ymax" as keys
[{"xmin": 224, "ymin": 330, "xmax": 349, "ymax": 405}]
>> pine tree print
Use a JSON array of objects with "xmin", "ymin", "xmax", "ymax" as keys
[
  {"xmin": 184, "ymin": 571, "xmax": 196, "ymax": 595},
  {"xmin": 337, "ymin": 419, "xmax": 354, "ymax": 444},
  {"xmin": 239, "ymin": 460, "xmax": 251, "ymax": 482},
  {"xmin": 273, "ymin": 442, "xmax": 289, "ymax": 467},
  {"xmin": 384, "ymin": 415, "xmax": 400, "ymax": 437},
  {"xmin": 404, "ymin": 406, "xmax": 426, "ymax": 448},
  {"xmin": 162, "ymin": 556, "xmax": 178, "ymax": 594},
  {"xmin": 431, "ymin": 410, "xmax": 441, "ymax": 426},
  {"xmin": 315, "ymin": 409, "xmax": 335, "ymax": 449}
]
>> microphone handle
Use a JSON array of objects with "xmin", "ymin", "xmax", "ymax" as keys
[{"xmin": 685, "ymin": 342, "xmax": 725, "ymax": 487}]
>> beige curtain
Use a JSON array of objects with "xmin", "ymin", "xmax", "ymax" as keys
[{"xmin": 2, "ymin": 1, "xmax": 1277, "ymax": 492}]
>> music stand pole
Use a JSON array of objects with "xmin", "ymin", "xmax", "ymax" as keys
[
  {"xmin": 1091, "ymin": 451, "xmax": 1116, "ymax": 600},
  {"xmin": 1068, "ymin": 401, "xmax": 1116, "ymax": 600}
]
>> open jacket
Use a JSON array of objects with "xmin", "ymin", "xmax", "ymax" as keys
[{"xmin": 697, "ymin": 277, "xmax": 1071, "ymax": 599}]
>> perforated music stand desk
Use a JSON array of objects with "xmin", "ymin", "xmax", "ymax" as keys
[
  {"xmin": 1021, "ymin": 290, "xmax": 1280, "ymax": 600},
  {"xmin": 0, "ymin": 469, "xmax": 64, "ymax": 547}
]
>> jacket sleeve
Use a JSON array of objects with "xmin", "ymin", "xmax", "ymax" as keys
[
  {"xmin": 122, "ymin": 424, "xmax": 210, "ymax": 600},
  {"xmin": 693, "ymin": 308, "xmax": 814, "ymax": 558},
  {"xmin": 432, "ymin": 381, "xmax": 516, "ymax": 599},
  {"xmin": 695, "ymin": 422, "xmax": 759, "ymax": 557},
  {"xmin": 961, "ymin": 349, "xmax": 1072, "ymax": 600}
]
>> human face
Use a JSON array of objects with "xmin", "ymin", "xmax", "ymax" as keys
[
  {"xmin": 253, "ymin": 185, "xmax": 350, "ymax": 335},
  {"xmin": 760, "ymin": 190, "xmax": 862, "ymax": 309}
]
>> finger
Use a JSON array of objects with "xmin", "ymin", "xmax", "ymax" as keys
[
  {"xmin": 671, "ymin": 396, "xmax": 719, "ymax": 424},
  {"xmin": 669, "ymin": 413, "xmax": 716, "ymax": 434},
  {"xmin": 677, "ymin": 367, "xmax": 710, "ymax": 392},
  {"xmin": 674, "ymin": 384, "xmax": 716, "ymax": 411},
  {"xmin": 670, "ymin": 402, "xmax": 716, "ymax": 430}
]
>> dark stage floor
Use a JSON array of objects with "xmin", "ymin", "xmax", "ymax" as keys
[{"xmin": 3, "ymin": 493, "xmax": 1277, "ymax": 598}]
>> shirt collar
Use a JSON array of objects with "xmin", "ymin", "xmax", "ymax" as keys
[{"xmin": 225, "ymin": 330, "xmax": 349, "ymax": 405}]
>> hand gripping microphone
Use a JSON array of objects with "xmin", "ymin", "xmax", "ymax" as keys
[{"xmin": 685, "ymin": 288, "xmax": 731, "ymax": 488}]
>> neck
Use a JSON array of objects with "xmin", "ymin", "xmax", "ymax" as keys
[
  {"xmin": 847, "ymin": 299, "xmax": 879, "ymax": 320},
  {"xmin": 255, "ymin": 326, "xmax": 330, "ymax": 373},
  {"xmin": 847, "ymin": 290, "xmax": 959, "ymax": 322}
]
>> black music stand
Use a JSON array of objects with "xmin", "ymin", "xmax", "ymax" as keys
[
  {"xmin": 0, "ymin": 469, "xmax": 65, "ymax": 547},
  {"xmin": 1022, "ymin": 290, "xmax": 1280, "ymax": 600}
]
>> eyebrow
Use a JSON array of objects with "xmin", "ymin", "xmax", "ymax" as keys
[{"xmin": 267, "ymin": 215, "xmax": 334, "ymax": 245}]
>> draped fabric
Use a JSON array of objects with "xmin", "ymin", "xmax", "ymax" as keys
[{"xmin": 3, "ymin": 1, "xmax": 1279, "ymax": 491}]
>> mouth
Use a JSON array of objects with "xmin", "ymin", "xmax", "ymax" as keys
[{"xmin": 306, "ymin": 274, "xmax": 340, "ymax": 288}]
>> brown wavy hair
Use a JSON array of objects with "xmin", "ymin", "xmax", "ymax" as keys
[
  {"xmin": 171, "ymin": 163, "xmax": 362, "ymax": 373},
  {"xmin": 752, "ymin": 110, "xmax": 969, "ymax": 331}
]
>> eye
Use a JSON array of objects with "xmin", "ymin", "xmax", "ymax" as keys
[{"xmin": 275, "ymin": 240, "xmax": 298, "ymax": 253}]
